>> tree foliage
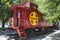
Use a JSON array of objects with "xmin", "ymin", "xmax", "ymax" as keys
[
  {"xmin": 0, "ymin": 0, "xmax": 23, "ymax": 28},
  {"xmin": 0, "ymin": 0, "xmax": 13, "ymax": 28},
  {"xmin": 33, "ymin": 0, "xmax": 60, "ymax": 23}
]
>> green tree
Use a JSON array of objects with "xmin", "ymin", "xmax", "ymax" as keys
[
  {"xmin": 0, "ymin": 0, "xmax": 26, "ymax": 29},
  {"xmin": 0, "ymin": 0, "xmax": 13, "ymax": 29},
  {"xmin": 33, "ymin": 0, "xmax": 60, "ymax": 23}
]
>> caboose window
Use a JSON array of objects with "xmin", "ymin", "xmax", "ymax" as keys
[{"xmin": 31, "ymin": 5, "xmax": 37, "ymax": 10}]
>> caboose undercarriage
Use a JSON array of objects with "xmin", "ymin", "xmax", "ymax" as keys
[{"xmin": 1, "ymin": 26, "xmax": 57, "ymax": 40}]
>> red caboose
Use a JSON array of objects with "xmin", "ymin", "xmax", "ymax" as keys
[{"xmin": 10, "ymin": 2, "xmax": 46, "ymax": 38}]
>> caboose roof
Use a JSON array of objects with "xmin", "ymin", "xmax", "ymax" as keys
[
  {"xmin": 10, "ymin": 2, "xmax": 38, "ymax": 12},
  {"xmin": 10, "ymin": 2, "xmax": 45, "ymax": 16}
]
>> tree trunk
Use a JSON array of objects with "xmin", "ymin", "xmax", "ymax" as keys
[
  {"xmin": 2, "ymin": 19, "xmax": 5, "ymax": 30},
  {"xmin": 2, "ymin": 17, "xmax": 9, "ymax": 30}
]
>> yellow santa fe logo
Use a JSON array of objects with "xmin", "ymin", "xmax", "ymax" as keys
[{"xmin": 29, "ymin": 12, "xmax": 38, "ymax": 26}]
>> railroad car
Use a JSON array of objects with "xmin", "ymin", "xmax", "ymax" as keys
[{"xmin": 10, "ymin": 2, "xmax": 55, "ymax": 39}]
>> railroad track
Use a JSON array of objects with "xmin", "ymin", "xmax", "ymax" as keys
[{"xmin": 0, "ymin": 28, "xmax": 55, "ymax": 40}]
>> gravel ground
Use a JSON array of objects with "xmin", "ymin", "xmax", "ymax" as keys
[{"xmin": 0, "ymin": 35, "xmax": 9, "ymax": 40}]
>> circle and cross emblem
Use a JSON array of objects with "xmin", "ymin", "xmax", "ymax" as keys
[{"xmin": 29, "ymin": 12, "xmax": 38, "ymax": 26}]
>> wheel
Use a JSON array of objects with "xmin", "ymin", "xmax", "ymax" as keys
[{"xmin": 53, "ymin": 22, "xmax": 59, "ymax": 30}]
